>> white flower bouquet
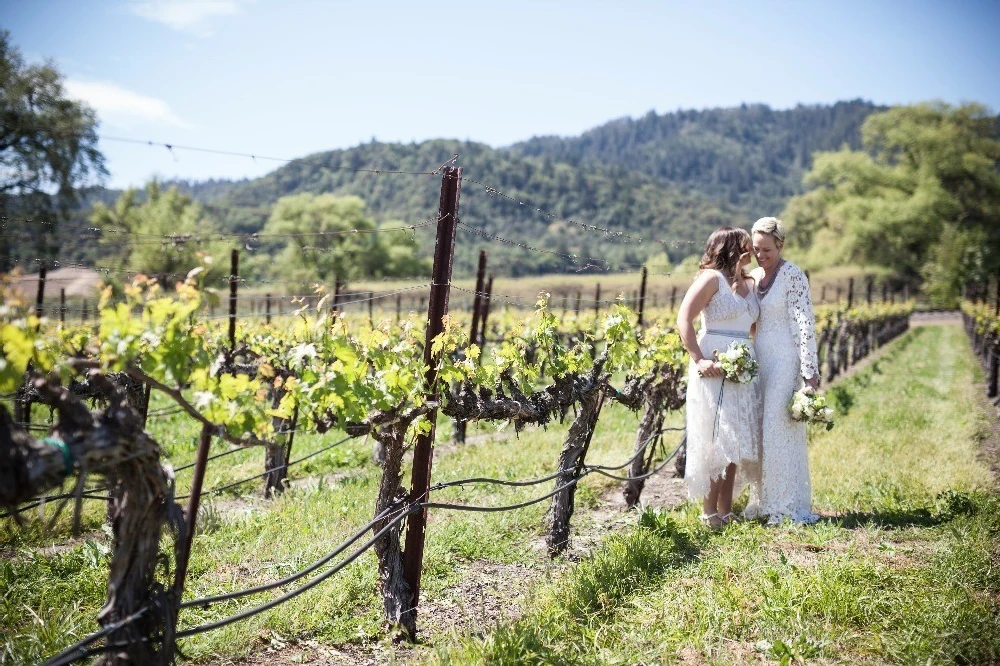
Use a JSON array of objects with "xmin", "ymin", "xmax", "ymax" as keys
[
  {"xmin": 714, "ymin": 342, "xmax": 759, "ymax": 384},
  {"xmin": 789, "ymin": 386, "xmax": 835, "ymax": 430}
]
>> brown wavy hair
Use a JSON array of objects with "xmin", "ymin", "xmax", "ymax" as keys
[{"xmin": 699, "ymin": 227, "xmax": 752, "ymax": 289}]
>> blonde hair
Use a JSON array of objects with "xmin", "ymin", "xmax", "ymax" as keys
[{"xmin": 752, "ymin": 216, "xmax": 786, "ymax": 249}]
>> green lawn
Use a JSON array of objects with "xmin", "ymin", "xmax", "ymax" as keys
[
  {"xmin": 2, "ymin": 324, "xmax": 996, "ymax": 665},
  {"xmin": 431, "ymin": 324, "xmax": 999, "ymax": 665},
  {"xmin": 0, "ymin": 363, "xmax": 678, "ymax": 664}
]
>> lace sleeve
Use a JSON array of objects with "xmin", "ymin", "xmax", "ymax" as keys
[{"xmin": 785, "ymin": 266, "xmax": 819, "ymax": 379}]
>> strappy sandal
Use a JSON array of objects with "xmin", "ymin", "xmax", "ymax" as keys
[
  {"xmin": 699, "ymin": 512, "xmax": 723, "ymax": 529},
  {"xmin": 720, "ymin": 512, "xmax": 740, "ymax": 525}
]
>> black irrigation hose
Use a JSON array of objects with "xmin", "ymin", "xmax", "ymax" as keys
[
  {"xmin": 145, "ymin": 406, "xmax": 186, "ymax": 418},
  {"xmin": 175, "ymin": 434, "xmax": 353, "ymax": 500},
  {"xmin": 39, "ymin": 426, "xmax": 685, "ymax": 656},
  {"xmin": 174, "ymin": 504, "xmax": 420, "ymax": 638},
  {"xmin": 178, "ymin": 501, "xmax": 403, "ymax": 609},
  {"xmin": 585, "ymin": 438, "xmax": 685, "ymax": 482},
  {"xmin": 42, "ymin": 606, "xmax": 149, "ymax": 666},
  {"xmin": 430, "ymin": 468, "xmax": 566, "ymax": 491},
  {"xmin": 4, "ymin": 432, "xmax": 355, "ymax": 518},
  {"xmin": 429, "ymin": 425, "xmax": 680, "ymax": 492},
  {"xmin": 0, "ymin": 488, "xmax": 111, "ymax": 520},
  {"xmin": 172, "ymin": 443, "xmax": 249, "ymax": 473}
]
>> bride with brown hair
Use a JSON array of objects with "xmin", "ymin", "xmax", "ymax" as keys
[{"xmin": 677, "ymin": 227, "xmax": 762, "ymax": 527}]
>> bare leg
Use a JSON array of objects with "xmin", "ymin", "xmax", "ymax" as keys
[
  {"xmin": 703, "ymin": 474, "xmax": 726, "ymax": 527},
  {"xmin": 717, "ymin": 463, "xmax": 738, "ymax": 517}
]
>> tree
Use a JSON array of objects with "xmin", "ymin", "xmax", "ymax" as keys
[
  {"xmin": 90, "ymin": 182, "xmax": 216, "ymax": 285},
  {"xmin": 0, "ymin": 31, "xmax": 106, "ymax": 271},
  {"xmin": 263, "ymin": 193, "xmax": 429, "ymax": 285},
  {"xmin": 783, "ymin": 102, "xmax": 1000, "ymax": 306}
]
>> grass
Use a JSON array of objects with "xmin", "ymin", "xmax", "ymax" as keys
[
  {"xmin": 3, "ymin": 323, "xmax": 995, "ymax": 665},
  {"xmin": 0, "ymin": 368, "xmax": 676, "ymax": 664},
  {"xmin": 430, "ymin": 324, "xmax": 1000, "ymax": 665}
]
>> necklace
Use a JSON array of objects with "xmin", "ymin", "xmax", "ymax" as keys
[{"xmin": 756, "ymin": 260, "xmax": 785, "ymax": 297}]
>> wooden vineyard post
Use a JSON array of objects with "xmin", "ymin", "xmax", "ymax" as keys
[
  {"xmin": 574, "ymin": 290, "xmax": 581, "ymax": 315},
  {"xmin": 479, "ymin": 274, "xmax": 493, "ymax": 350},
  {"xmin": 821, "ymin": 284, "xmax": 827, "ymax": 303},
  {"xmin": 847, "ymin": 278, "xmax": 855, "ymax": 310},
  {"xmin": 229, "ymin": 250, "xmax": 239, "ymax": 350},
  {"xmin": 995, "ymin": 267, "xmax": 1000, "ymax": 317},
  {"xmin": 456, "ymin": 250, "xmax": 487, "ymax": 444},
  {"xmin": 882, "ymin": 282, "xmax": 888, "ymax": 303},
  {"xmin": 59, "ymin": 288, "xmax": 66, "ymax": 324},
  {"xmin": 35, "ymin": 261, "xmax": 46, "ymax": 320},
  {"xmin": 369, "ymin": 291, "xmax": 375, "ymax": 327},
  {"xmin": 670, "ymin": 286, "xmax": 677, "ymax": 311},
  {"xmin": 594, "ymin": 283, "xmax": 601, "ymax": 318},
  {"xmin": 265, "ymin": 293, "xmax": 272, "ymax": 325},
  {"xmin": 168, "ymin": 423, "xmax": 213, "ymax": 655},
  {"xmin": 637, "ymin": 267, "xmax": 648, "ymax": 327},
  {"xmin": 400, "ymin": 165, "xmax": 461, "ymax": 635},
  {"xmin": 82, "ymin": 300, "xmax": 89, "ymax": 323},
  {"xmin": 866, "ymin": 276, "xmax": 873, "ymax": 306},
  {"xmin": 332, "ymin": 276, "xmax": 343, "ymax": 314},
  {"xmin": 469, "ymin": 251, "xmax": 487, "ymax": 351},
  {"xmin": 396, "ymin": 292, "xmax": 402, "ymax": 322}
]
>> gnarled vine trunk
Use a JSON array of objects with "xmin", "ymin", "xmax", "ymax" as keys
[
  {"xmin": 547, "ymin": 383, "xmax": 604, "ymax": 556},
  {"xmin": 0, "ymin": 376, "xmax": 180, "ymax": 666},
  {"xmin": 368, "ymin": 415, "xmax": 416, "ymax": 639}
]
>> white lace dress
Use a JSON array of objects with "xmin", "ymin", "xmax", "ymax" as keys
[
  {"xmin": 685, "ymin": 271, "xmax": 763, "ymax": 502},
  {"xmin": 744, "ymin": 262, "xmax": 820, "ymax": 524}
]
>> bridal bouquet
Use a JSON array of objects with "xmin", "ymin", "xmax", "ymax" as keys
[
  {"xmin": 789, "ymin": 386, "xmax": 835, "ymax": 430},
  {"xmin": 714, "ymin": 342, "xmax": 759, "ymax": 384}
]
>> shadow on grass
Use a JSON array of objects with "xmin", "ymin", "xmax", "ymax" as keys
[
  {"xmin": 822, "ymin": 508, "xmax": 944, "ymax": 530},
  {"xmin": 821, "ymin": 490, "xmax": 982, "ymax": 530}
]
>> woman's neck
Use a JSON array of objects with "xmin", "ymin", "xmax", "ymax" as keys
[{"xmin": 762, "ymin": 259, "xmax": 783, "ymax": 277}]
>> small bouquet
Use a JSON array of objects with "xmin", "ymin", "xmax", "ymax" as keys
[
  {"xmin": 789, "ymin": 386, "xmax": 835, "ymax": 430},
  {"xmin": 714, "ymin": 342, "xmax": 759, "ymax": 384}
]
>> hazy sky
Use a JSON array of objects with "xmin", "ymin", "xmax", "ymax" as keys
[{"xmin": 4, "ymin": 0, "xmax": 999, "ymax": 188}]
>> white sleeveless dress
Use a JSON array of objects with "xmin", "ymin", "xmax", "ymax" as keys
[
  {"xmin": 743, "ymin": 262, "xmax": 820, "ymax": 524},
  {"xmin": 684, "ymin": 271, "xmax": 763, "ymax": 502}
]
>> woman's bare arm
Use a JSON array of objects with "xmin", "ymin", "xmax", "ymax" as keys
[{"xmin": 677, "ymin": 272, "xmax": 722, "ymax": 377}]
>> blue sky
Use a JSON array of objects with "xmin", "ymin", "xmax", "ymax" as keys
[{"xmin": 4, "ymin": 0, "xmax": 999, "ymax": 189}]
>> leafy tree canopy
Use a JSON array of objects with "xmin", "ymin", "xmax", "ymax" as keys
[
  {"xmin": 783, "ymin": 102, "xmax": 1000, "ymax": 306},
  {"xmin": 0, "ymin": 30, "xmax": 106, "ymax": 270},
  {"xmin": 263, "ymin": 192, "xmax": 429, "ymax": 285},
  {"xmin": 90, "ymin": 182, "xmax": 215, "ymax": 284}
]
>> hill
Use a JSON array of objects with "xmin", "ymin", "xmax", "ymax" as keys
[
  {"xmin": 511, "ymin": 99, "xmax": 883, "ymax": 215},
  {"xmin": 7, "ymin": 101, "xmax": 883, "ymax": 278}
]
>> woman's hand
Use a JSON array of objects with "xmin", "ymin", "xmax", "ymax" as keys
[
  {"xmin": 697, "ymin": 359, "xmax": 723, "ymax": 378},
  {"xmin": 804, "ymin": 375, "xmax": 820, "ymax": 390}
]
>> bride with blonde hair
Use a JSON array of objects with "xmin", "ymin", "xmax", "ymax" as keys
[{"xmin": 744, "ymin": 216, "xmax": 820, "ymax": 524}]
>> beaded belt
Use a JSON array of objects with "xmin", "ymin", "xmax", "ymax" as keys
[{"xmin": 704, "ymin": 329, "xmax": 751, "ymax": 339}]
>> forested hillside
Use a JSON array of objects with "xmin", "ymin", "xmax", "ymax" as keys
[
  {"xmin": 9, "ymin": 101, "xmax": 884, "ymax": 277},
  {"xmin": 511, "ymin": 100, "xmax": 882, "ymax": 215},
  {"xmin": 201, "ymin": 101, "xmax": 881, "ymax": 274}
]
